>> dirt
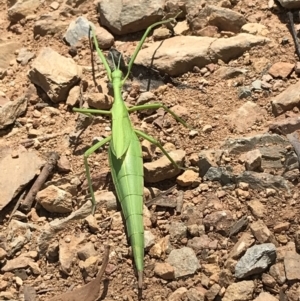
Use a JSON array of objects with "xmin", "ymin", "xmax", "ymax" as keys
[{"xmin": 1, "ymin": 1, "xmax": 300, "ymax": 301}]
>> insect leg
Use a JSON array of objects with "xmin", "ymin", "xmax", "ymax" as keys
[
  {"xmin": 128, "ymin": 103, "xmax": 192, "ymax": 129},
  {"xmin": 84, "ymin": 135, "xmax": 112, "ymax": 214},
  {"xmin": 134, "ymin": 129, "xmax": 186, "ymax": 171},
  {"xmin": 73, "ymin": 107, "xmax": 112, "ymax": 116}
]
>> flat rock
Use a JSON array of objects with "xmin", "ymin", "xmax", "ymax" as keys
[
  {"xmin": 135, "ymin": 34, "xmax": 268, "ymax": 76},
  {"xmin": 241, "ymin": 23, "xmax": 269, "ymax": 36},
  {"xmin": 271, "ymin": 80, "xmax": 300, "ymax": 116},
  {"xmin": 167, "ymin": 247, "xmax": 200, "ymax": 278},
  {"xmin": 1, "ymin": 253, "xmax": 35, "ymax": 272},
  {"xmin": 144, "ymin": 149, "xmax": 185, "ymax": 183},
  {"xmin": 0, "ymin": 147, "xmax": 44, "ymax": 211},
  {"xmin": 0, "ymin": 40, "xmax": 21, "ymax": 70},
  {"xmin": 227, "ymin": 101, "xmax": 267, "ymax": 133},
  {"xmin": 269, "ymin": 116, "xmax": 300, "ymax": 134},
  {"xmin": 0, "ymin": 94, "xmax": 27, "ymax": 129},
  {"xmin": 268, "ymin": 62, "xmax": 294, "ymax": 78},
  {"xmin": 223, "ymin": 281, "xmax": 255, "ymax": 301},
  {"xmin": 59, "ymin": 233, "xmax": 86, "ymax": 275},
  {"xmin": 235, "ymin": 243, "xmax": 276, "ymax": 279},
  {"xmin": 16, "ymin": 48, "xmax": 35, "ymax": 66},
  {"xmin": 215, "ymin": 66, "xmax": 247, "ymax": 79},
  {"xmin": 284, "ymin": 251, "xmax": 300, "ymax": 280},
  {"xmin": 235, "ymin": 171, "xmax": 291, "ymax": 191},
  {"xmin": 222, "ymin": 133, "xmax": 289, "ymax": 155},
  {"xmin": 28, "ymin": 47, "xmax": 82, "ymax": 103}
]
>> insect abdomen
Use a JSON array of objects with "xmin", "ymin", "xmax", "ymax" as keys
[{"xmin": 108, "ymin": 131, "xmax": 144, "ymax": 276}]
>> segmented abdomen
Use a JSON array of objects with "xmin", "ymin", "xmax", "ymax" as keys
[{"xmin": 108, "ymin": 131, "xmax": 144, "ymax": 273}]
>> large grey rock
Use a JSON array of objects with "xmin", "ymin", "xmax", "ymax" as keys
[
  {"xmin": 235, "ymin": 243, "xmax": 276, "ymax": 279},
  {"xmin": 235, "ymin": 171, "xmax": 291, "ymax": 191},
  {"xmin": 64, "ymin": 16, "xmax": 92, "ymax": 46},
  {"xmin": 222, "ymin": 134, "xmax": 289, "ymax": 155},
  {"xmin": 98, "ymin": 0, "xmax": 164, "ymax": 35}
]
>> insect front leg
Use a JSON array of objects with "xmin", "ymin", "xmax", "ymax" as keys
[{"xmin": 83, "ymin": 135, "xmax": 112, "ymax": 214}]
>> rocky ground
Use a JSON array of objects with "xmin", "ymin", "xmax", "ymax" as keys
[{"xmin": 2, "ymin": 0, "xmax": 300, "ymax": 300}]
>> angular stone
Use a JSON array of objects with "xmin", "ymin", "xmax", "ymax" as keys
[
  {"xmin": 167, "ymin": 247, "xmax": 200, "ymax": 278},
  {"xmin": 271, "ymin": 80, "xmax": 300, "ymax": 116},
  {"xmin": 144, "ymin": 150, "xmax": 185, "ymax": 183},
  {"xmin": 269, "ymin": 116, "xmax": 300, "ymax": 134},
  {"xmin": 244, "ymin": 149, "xmax": 262, "ymax": 171},
  {"xmin": 236, "ymin": 171, "xmax": 291, "ymax": 191},
  {"xmin": 228, "ymin": 233, "xmax": 255, "ymax": 259},
  {"xmin": 0, "ymin": 95, "xmax": 27, "ymax": 129},
  {"xmin": 64, "ymin": 16, "xmax": 92, "ymax": 47},
  {"xmin": 250, "ymin": 220, "xmax": 273, "ymax": 243},
  {"xmin": 176, "ymin": 170, "xmax": 199, "ymax": 187},
  {"xmin": 154, "ymin": 263, "xmax": 175, "ymax": 280},
  {"xmin": 0, "ymin": 147, "xmax": 44, "ymax": 210},
  {"xmin": 198, "ymin": 149, "xmax": 222, "ymax": 177},
  {"xmin": 269, "ymin": 262, "xmax": 286, "ymax": 285},
  {"xmin": 235, "ymin": 243, "xmax": 276, "ymax": 279},
  {"xmin": 28, "ymin": 47, "xmax": 82, "ymax": 103},
  {"xmin": 247, "ymin": 200, "xmax": 266, "ymax": 219},
  {"xmin": 223, "ymin": 281, "xmax": 255, "ymax": 301},
  {"xmin": 268, "ymin": 62, "xmax": 294, "ymax": 78},
  {"xmin": 36, "ymin": 185, "xmax": 73, "ymax": 213},
  {"xmin": 253, "ymin": 292, "xmax": 279, "ymax": 301},
  {"xmin": 284, "ymin": 251, "xmax": 300, "ymax": 280},
  {"xmin": 203, "ymin": 210, "xmax": 234, "ymax": 234}
]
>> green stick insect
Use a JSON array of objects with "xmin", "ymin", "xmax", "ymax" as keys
[{"xmin": 73, "ymin": 14, "xmax": 190, "ymax": 289}]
